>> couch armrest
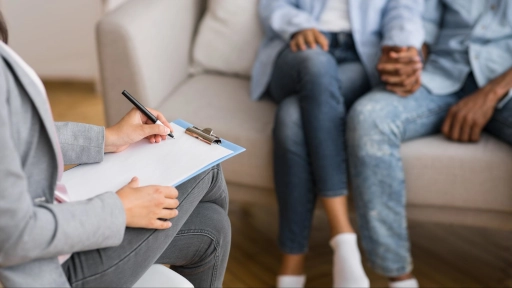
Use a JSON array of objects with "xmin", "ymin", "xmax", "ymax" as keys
[{"xmin": 97, "ymin": 0, "xmax": 203, "ymax": 126}]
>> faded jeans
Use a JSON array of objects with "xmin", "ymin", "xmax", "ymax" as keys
[
  {"xmin": 347, "ymin": 74, "xmax": 512, "ymax": 277},
  {"xmin": 269, "ymin": 33, "xmax": 371, "ymax": 254},
  {"xmin": 61, "ymin": 166, "xmax": 230, "ymax": 287}
]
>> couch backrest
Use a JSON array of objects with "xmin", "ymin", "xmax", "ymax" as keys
[{"xmin": 97, "ymin": 0, "xmax": 206, "ymax": 125}]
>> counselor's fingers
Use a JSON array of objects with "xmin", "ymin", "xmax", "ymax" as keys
[
  {"xmin": 164, "ymin": 198, "xmax": 180, "ymax": 209},
  {"xmin": 163, "ymin": 186, "xmax": 179, "ymax": 199},
  {"xmin": 159, "ymin": 209, "xmax": 179, "ymax": 220},
  {"xmin": 149, "ymin": 219, "xmax": 172, "ymax": 230},
  {"xmin": 142, "ymin": 123, "xmax": 170, "ymax": 138},
  {"xmin": 146, "ymin": 107, "xmax": 173, "ymax": 133}
]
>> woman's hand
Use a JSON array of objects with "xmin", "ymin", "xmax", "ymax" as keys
[
  {"xmin": 104, "ymin": 108, "xmax": 173, "ymax": 153},
  {"xmin": 116, "ymin": 177, "xmax": 179, "ymax": 229},
  {"xmin": 290, "ymin": 28, "xmax": 329, "ymax": 52}
]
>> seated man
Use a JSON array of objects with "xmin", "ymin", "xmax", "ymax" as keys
[{"xmin": 347, "ymin": 1, "xmax": 512, "ymax": 287}]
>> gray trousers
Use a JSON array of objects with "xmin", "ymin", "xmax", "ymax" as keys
[{"xmin": 61, "ymin": 166, "xmax": 231, "ymax": 287}]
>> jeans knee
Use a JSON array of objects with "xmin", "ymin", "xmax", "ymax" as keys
[
  {"xmin": 295, "ymin": 49, "xmax": 338, "ymax": 75},
  {"xmin": 347, "ymin": 92, "xmax": 403, "ymax": 153},
  {"xmin": 274, "ymin": 97, "xmax": 304, "ymax": 150},
  {"xmin": 189, "ymin": 204, "xmax": 231, "ymax": 263}
]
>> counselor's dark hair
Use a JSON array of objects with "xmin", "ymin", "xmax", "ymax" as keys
[{"xmin": 0, "ymin": 10, "xmax": 7, "ymax": 44}]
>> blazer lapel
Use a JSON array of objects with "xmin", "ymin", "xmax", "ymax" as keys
[{"xmin": 0, "ymin": 45, "xmax": 61, "ymax": 167}]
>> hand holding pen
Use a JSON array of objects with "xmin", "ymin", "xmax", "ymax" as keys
[{"xmin": 103, "ymin": 90, "xmax": 174, "ymax": 153}]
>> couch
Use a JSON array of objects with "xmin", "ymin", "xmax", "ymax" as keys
[{"xmin": 97, "ymin": 0, "xmax": 512, "ymax": 230}]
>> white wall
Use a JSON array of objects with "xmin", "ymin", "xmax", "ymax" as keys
[{"xmin": 0, "ymin": 0, "xmax": 127, "ymax": 82}]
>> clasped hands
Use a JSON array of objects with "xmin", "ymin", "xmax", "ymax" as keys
[
  {"xmin": 106, "ymin": 108, "xmax": 179, "ymax": 230},
  {"xmin": 378, "ymin": 45, "xmax": 502, "ymax": 143}
]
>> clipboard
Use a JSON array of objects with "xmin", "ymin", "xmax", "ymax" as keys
[
  {"xmin": 172, "ymin": 119, "xmax": 245, "ymax": 186},
  {"xmin": 60, "ymin": 119, "xmax": 245, "ymax": 202}
]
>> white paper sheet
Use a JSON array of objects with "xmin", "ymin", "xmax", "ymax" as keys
[{"xmin": 62, "ymin": 123, "xmax": 233, "ymax": 202}]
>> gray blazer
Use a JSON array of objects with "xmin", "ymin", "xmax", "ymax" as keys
[{"xmin": 0, "ymin": 44, "xmax": 126, "ymax": 287}]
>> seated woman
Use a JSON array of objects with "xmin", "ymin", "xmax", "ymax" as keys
[
  {"xmin": 252, "ymin": 1, "xmax": 424, "ymax": 287},
  {"xmin": 0, "ymin": 13, "xmax": 230, "ymax": 288}
]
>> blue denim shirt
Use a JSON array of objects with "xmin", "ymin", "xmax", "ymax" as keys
[
  {"xmin": 422, "ymin": 0, "xmax": 512, "ymax": 107},
  {"xmin": 250, "ymin": 0, "xmax": 425, "ymax": 100}
]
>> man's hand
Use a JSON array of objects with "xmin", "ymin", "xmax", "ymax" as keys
[
  {"xmin": 378, "ymin": 47, "xmax": 423, "ymax": 96},
  {"xmin": 290, "ymin": 28, "xmax": 329, "ymax": 52},
  {"xmin": 116, "ymin": 177, "xmax": 179, "ymax": 230},
  {"xmin": 104, "ymin": 108, "xmax": 173, "ymax": 153},
  {"xmin": 442, "ymin": 86, "xmax": 502, "ymax": 142}
]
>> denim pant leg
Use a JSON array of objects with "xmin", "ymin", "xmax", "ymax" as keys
[
  {"xmin": 271, "ymin": 47, "xmax": 370, "ymax": 254},
  {"xmin": 62, "ymin": 166, "xmax": 229, "ymax": 287},
  {"xmin": 270, "ymin": 47, "xmax": 349, "ymax": 196},
  {"xmin": 157, "ymin": 202, "xmax": 231, "ymax": 288},
  {"xmin": 347, "ymin": 87, "xmax": 461, "ymax": 277}
]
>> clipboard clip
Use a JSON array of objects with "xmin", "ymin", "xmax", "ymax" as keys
[{"xmin": 185, "ymin": 126, "xmax": 222, "ymax": 145}]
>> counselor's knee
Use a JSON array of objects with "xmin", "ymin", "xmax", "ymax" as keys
[{"xmin": 191, "ymin": 203, "xmax": 231, "ymax": 262}]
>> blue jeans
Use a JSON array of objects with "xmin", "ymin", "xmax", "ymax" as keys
[
  {"xmin": 269, "ymin": 33, "xmax": 371, "ymax": 254},
  {"xmin": 346, "ymin": 74, "xmax": 512, "ymax": 277}
]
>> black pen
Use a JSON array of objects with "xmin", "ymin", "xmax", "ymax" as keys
[{"xmin": 121, "ymin": 90, "xmax": 175, "ymax": 139}]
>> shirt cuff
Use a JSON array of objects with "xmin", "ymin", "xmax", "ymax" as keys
[
  {"xmin": 423, "ymin": 21, "xmax": 439, "ymax": 45},
  {"xmin": 497, "ymin": 89, "xmax": 512, "ymax": 109}
]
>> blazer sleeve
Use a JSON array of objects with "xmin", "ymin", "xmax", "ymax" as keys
[
  {"xmin": 0, "ymin": 64, "xmax": 126, "ymax": 268},
  {"xmin": 55, "ymin": 122, "xmax": 105, "ymax": 165},
  {"xmin": 381, "ymin": 0, "xmax": 425, "ymax": 49},
  {"xmin": 259, "ymin": 0, "xmax": 317, "ymax": 41}
]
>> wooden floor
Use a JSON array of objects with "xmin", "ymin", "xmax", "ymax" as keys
[{"xmin": 46, "ymin": 81, "xmax": 512, "ymax": 288}]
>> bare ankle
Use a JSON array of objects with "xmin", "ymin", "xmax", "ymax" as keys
[
  {"xmin": 279, "ymin": 254, "xmax": 306, "ymax": 275},
  {"xmin": 389, "ymin": 273, "xmax": 414, "ymax": 282}
]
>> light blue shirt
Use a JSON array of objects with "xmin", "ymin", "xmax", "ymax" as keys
[
  {"xmin": 422, "ymin": 0, "xmax": 512, "ymax": 107},
  {"xmin": 251, "ymin": 0, "xmax": 425, "ymax": 100}
]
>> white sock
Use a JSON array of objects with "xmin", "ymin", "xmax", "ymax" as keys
[
  {"xmin": 389, "ymin": 278, "xmax": 419, "ymax": 288},
  {"xmin": 330, "ymin": 233, "xmax": 370, "ymax": 288},
  {"xmin": 277, "ymin": 275, "xmax": 306, "ymax": 288}
]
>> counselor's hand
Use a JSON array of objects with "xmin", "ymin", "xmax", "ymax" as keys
[
  {"xmin": 117, "ymin": 177, "xmax": 179, "ymax": 229},
  {"xmin": 378, "ymin": 47, "xmax": 423, "ymax": 96},
  {"xmin": 104, "ymin": 108, "xmax": 174, "ymax": 153},
  {"xmin": 290, "ymin": 28, "xmax": 329, "ymax": 52},
  {"xmin": 442, "ymin": 86, "xmax": 501, "ymax": 142}
]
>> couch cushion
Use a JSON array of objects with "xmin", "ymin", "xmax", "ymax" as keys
[
  {"xmin": 159, "ymin": 74, "xmax": 276, "ymax": 188},
  {"xmin": 191, "ymin": 0, "xmax": 263, "ymax": 77},
  {"xmin": 160, "ymin": 74, "xmax": 512, "ymax": 213},
  {"xmin": 402, "ymin": 134, "xmax": 512, "ymax": 213}
]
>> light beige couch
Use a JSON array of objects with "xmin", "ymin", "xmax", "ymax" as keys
[{"xmin": 97, "ymin": 0, "xmax": 512, "ymax": 230}]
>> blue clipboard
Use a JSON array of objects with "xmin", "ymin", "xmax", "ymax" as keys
[{"xmin": 172, "ymin": 119, "xmax": 246, "ymax": 186}]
